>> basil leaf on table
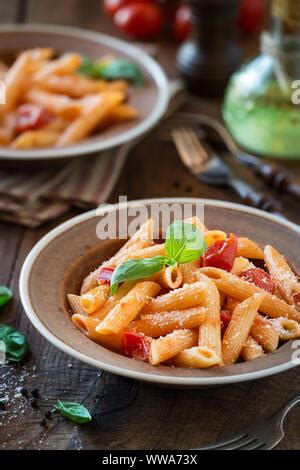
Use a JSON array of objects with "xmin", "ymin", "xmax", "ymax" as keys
[
  {"xmin": 165, "ymin": 221, "xmax": 206, "ymax": 264},
  {"xmin": 0, "ymin": 286, "xmax": 13, "ymax": 307},
  {"xmin": 54, "ymin": 400, "xmax": 92, "ymax": 424},
  {"xmin": 110, "ymin": 256, "xmax": 170, "ymax": 295},
  {"xmin": 0, "ymin": 324, "xmax": 28, "ymax": 362}
]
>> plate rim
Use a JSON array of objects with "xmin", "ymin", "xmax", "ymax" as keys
[
  {"xmin": 19, "ymin": 198, "xmax": 299, "ymax": 385},
  {"xmin": 0, "ymin": 23, "xmax": 169, "ymax": 161}
]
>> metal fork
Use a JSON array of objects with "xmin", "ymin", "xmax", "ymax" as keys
[
  {"xmin": 172, "ymin": 127, "xmax": 282, "ymax": 215},
  {"xmin": 197, "ymin": 394, "xmax": 300, "ymax": 450}
]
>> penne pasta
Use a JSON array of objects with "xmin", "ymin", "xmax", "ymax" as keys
[
  {"xmin": 11, "ymin": 130, "xmax": 59, "ymax": 149},
  {"xmin": 56, "ymin": 91, "xmax": 124, "ymax": 146},
  {"xmin": 90, "ymin": 281, "xmax": 136, "ymax": 321},
  {"xmin": 71, "ymin": 314, "xmax": 122, "ymax": 351},
  {"xmin": 33, "ymin": 53, "xmax": 82, "ymax": 80},
  {"xmin": 179, "ymin": 260, "xmax": 201, "ymax": 284},
  {"xmin": 149, "ymin": 329, "xmax": 198, "ymax": 365},
  {"xmin": 237, "ymin": 237, "xmax": 264, "ymax": 259},
  {"xmin": 200, "ymin": 267, "xmax": 300, "ymax": 322},
  {"xmin": 272, "ymin": 317, "xmax": 300, "ymax": 340},
  {"xmin": 204, "ymin": 230, "xmax": 226, "ymax": 247},
  {"xmin": 96, "ymin": 282, "xmax": 161, "ymax": 335},
  {"xmin": 151, "ymin": 265, "xmax": 183, "ymax": 289},
  {"xmin": 80, "ymin": 285, "xmax": 110, "ymax": 315},
  {"xmin": 25, "ymin": 88, "xmax": 82, "ymax": 119},
  {"xmin": 222, "ymin": 292, "xmax": 265, "ymax": 365},
  {"xmin": 264, "ymin": 245, "xmax": 300, "ymax": 307},
  {"xmin": 173, "ymin": 346, "xmax": 221, "ymax": 368},
  {"xmin": 241, "ymin": 336, "xmax": 264, "ymax": 361},
  {"xmin": 129, "ymin": 307, "xmax": 206, "ymax": 337},
  {"xmin": 142, "ymin": 281, "xmax": 207, "ymax": 314},
  {"xmin": 250, "ymin": 314, "xmax": 279, "ymax": 352},
  {"xmin": 67, "ymin": 294, "xmax": 87, "ymax": 316},
  {"xmin": 198, "ymin": 274, "xmax": 222, "ymax": 362},
  {"xmin": 231, "ymin": 256, "xmax": 254, "ymax": 276}
]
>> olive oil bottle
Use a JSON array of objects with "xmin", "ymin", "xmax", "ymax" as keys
[{"xmin": 223, "ymin": 0, "xmax": 300, "ymax": 160}]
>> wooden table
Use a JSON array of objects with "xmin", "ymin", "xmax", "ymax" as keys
[{"xmin": 0, "ymin": 0, "xmax": 299, "ymax": 451}]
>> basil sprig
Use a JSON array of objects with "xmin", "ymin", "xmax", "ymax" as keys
[
  {"xmin": 54, "ymin": 400, "xmax": 92, "ymax": 424},
  {"xmin": 0, "ymin": 286, "xmax": 13, "ymax": 307},
  {"xmin": 110, "ymin": 221, "xmax": 206, "ymax": 294},
  {"xmin": 0, "ymin": 324, "xmax": 28, "ymax": 362},
  {"xmin": 79, "ymin": 56, "xmax": 144, "ymax": 86}
]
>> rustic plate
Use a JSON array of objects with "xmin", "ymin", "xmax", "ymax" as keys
[
  {"xmin": 0, "ymin": 24, "xmax": 168, "ymax": 164},
  {"xmin": 20, "ymin": 199, "xmax": 300, "ymax": 388}
]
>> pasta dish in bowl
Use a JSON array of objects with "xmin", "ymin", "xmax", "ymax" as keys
[{"xmin": 19, "ymin": 199, "xmax": 300, "ymax": 387}]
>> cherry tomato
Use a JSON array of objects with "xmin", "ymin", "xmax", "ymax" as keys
[
  {"xmin": 172, "ymin": 4, "xmax": 192, "ymax": 42},
  {"xmin": 103, "ymin": 0, "xmax": 152, "ymax": 17},
  {"xmin": 122, "ymin": 330, "xmax": 151, "ymax": 361},
  {"xmin": 220, "ymin": 310, "xmax": 232, "ymax": 337},
  {"xmin": 203, "ymin": 233, "xmax": 238, "ymax": 272},
  {"xmin": 16, "ymin": 104, "xmax": 53, "ymax": 133},
  {"xmin": 98, "ymin": 266, "xmax": 115, "ymax": 284},
  {"xmin": 114, "ymin": 3, "xmax": 163, "ymax": 39},
  {"xmin": 238, "ymin": 0, "xmax": 266, "ymax": 35},
  {"xmin": 240, "ymin": 268, "xmax": 276, "ymax": 294}
]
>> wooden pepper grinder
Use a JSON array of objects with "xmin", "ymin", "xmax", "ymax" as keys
[{"xmin": 177, "ymin": 0, "xmax": 243, "ymax": 96}]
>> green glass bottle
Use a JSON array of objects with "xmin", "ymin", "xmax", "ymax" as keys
[{"xmin": 223, "ymin": 0, "xmax": 300, "ymax": 160}]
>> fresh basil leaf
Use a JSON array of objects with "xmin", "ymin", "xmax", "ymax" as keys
[
  {"xmin": 78, "ymin": 55, "xmax": 104, "ymax": 78},
  {"xmin": 0, "ymin": 324, "xmax": 28, "ymax": 362},
  {"xmin": 165, "ymin": 221, "xmax": 206, "ymax": 264},
  {"xmin": 100, "ymin": 59, "xmax": 144, "ymax": 85},
  {"xmin": 54, "ymin": 400, "xmax": 92, "ymax": 424},
  {"xmin": 110, "ymin": 256, "xmax": 169, "ymax": 295},
  {"xmin": 0, "ymin": 286, "xmax": 13, "ymax": 307}
]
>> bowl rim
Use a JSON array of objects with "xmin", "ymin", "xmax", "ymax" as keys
[
  {"xmin": 0, "ymin": 23, "xmax": 169, "ymax": 161},
  {"xmin": 19, "ymin": 198, "xmax": 299, "ymax": 385}
]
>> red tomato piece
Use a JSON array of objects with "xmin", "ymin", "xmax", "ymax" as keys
[
  {"xmin": 172, "ymin": 4, "xmax": 192, "ymax": 42},
  {"xmin": 238, "ymin": 0, "xmax": 266, "ymax": 34},
  {"xmin": 16, "ymin": 104, "xmax": 53, "ymax": 133},
  {"xmin": 240, "ymin": 268, "xmax": 275, "ymax": 294},
  {"xmin": 203, "ymin": 233, "xmax": 238, "ymax": 272},
  {"xmin": 114, "ymin": 3, "xmax": 163, "ymax": 39},
  {"xmin": 103, "ymin": 0, "xmax": 153, "ymax": 17},
  {"xmin": 220, "ymin": 310, "xmax": 232, "ymax": 336},
  {"xmin": 122, "ymin": 330, "xmax": 151, "ymax": 361},
  {"xmin": 98, "ymin": 266, "xmax": 115, "ymax": 284}
]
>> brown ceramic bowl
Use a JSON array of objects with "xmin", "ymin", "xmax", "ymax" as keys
[
  {"xmin": 20, "ymin": 198, "xmax": 300, "ymax": 388},
  {"xmin": 0, "ymin": 24, "xmax": 168, "ymax": 165}
]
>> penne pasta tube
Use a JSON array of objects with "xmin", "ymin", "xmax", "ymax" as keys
[
  {"xmin": 184, "ymin": 216, "xmax": 207, "ymax": 233},
  {"xmin": 264, "ymin": 245, "xmax": 300, "ymax": 307},
  {"xmin": 90, "ymin": 281, "xmax": 136, "ymax": 321},
  {"xmin": 151, "ymin": 265, "xmax": 183, "ymax": 289},
  {"xmin": 222, "ymin": 292, "xmax": 265, "ymax": 365},
  {"xmin": 33, "ymin": 53, "xmax": 82, "ymax": 80},
  {"xmin": 71, "ymin": 314, "xmax": 122, "ymax": 351},
  {"xmin": 149, "ymin": 329, "xmax": 198, "ymax": 365},
  {"xmin": 129, "ymin": 307, "xmax": 206, "ymax": 337},
  {"xmin": 34, "ymin": 74, "xmax": 128, "ymax": 98},
  {"xmin": 97, "ymin": 104, "xmax": 137, "ymax": 130},
  {"xmin": 96, "ymin": 282, "xmax": 161, "ymax": 334},
  {"xmin": 204, "ymin": 230, "xmax": 226, "ymax": 247},
  {"xmin": 142, "ymin": 281, "xmax": 207, "ymax": 314},
  {"xmin": 2, "ymin": 52, "xmax": 33, "ymax": 112},
  {"xmin": 241, "ymin": 336, "xmax": 264, "ymax": 362},
  {"xmin": 11, "ymin": 130, "xmax": 59, "ymax": 149},
  {"xmin": 237, "ymin": 237, "xmax": 264, "ymax": 259},
  {"xmin": 117, "ymin": 243, "xmax": 166, "ymax": 264},
  {"xmin": 179, "ymin": 260, "xmax": 201, "ymax": 284},
  {"xmin": 200, "ymin": 267, "xmax": 300, "ymax": 322},
  {"xmin": 67, "ymin": 294, "xmax": 87, "ymax": 316},
  {"xmin": 225, "ymin": 296, "xmax": 240, "ymax": 313},
  {"xmin": 250, "ymin": 314, "xmax": 279, "ymax": 352},
  {"xmin": 173, "ymin": 346, "xmax": 221, "ymax": 368},
  {"xmin": 231, "ymin": 256, "xmax": 254, "ymax": 276},
  {"xmin": 25, "ymin": 88, "xmax": 82, "ymax": 119},
  {"xmin": 198, "ymin": 274, "xmax": 222, "ymax": 361},
  {"xmin": 272, "ymin": 317, "xmax": 300, "ymax": 340},
  {"xmin": 80, "ymin": 284, "xmax": 110, "ymax": 315},
  {"xmin": 56, "ymin": 91, "xmax": 124, "ymax": 146}
]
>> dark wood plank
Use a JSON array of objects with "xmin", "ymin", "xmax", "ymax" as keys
[{"xmin": 0, "ymin": 0, "xmax": 299, "ymax": 451}]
